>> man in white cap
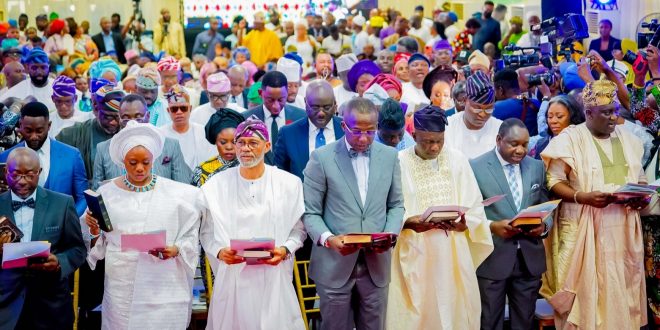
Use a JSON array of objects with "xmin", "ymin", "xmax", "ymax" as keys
[
  {"xmin": 351, "ymin": 15, "xmax": 369, "ymax": 56},
  {"xmin": 607, "ymin": 59, "xmax": 629, "ymax": 83},
  {"xmin": 333, "ymin": 53, "xmax": 359, "ymax": 108},
  {"xmin": 277, "ymin": 57, "xmax": 306, "ymax": 109},
  {"xmin": 191, "ymin": 72, "xmax": 245, "ymax": 126}
]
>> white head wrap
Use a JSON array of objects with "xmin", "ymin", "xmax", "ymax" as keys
[
  {"xmin": 277, "ymin": 57, "xmax": 302, "ymax": 83},
  {"xmin": 336, "ymin": 53, "xmax": 358, "ymax": 73},
  {"xmin": 109, "ymin": 121, "xmax": 165, "ymax": 166}
]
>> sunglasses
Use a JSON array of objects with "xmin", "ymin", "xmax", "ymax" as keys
[{"xmin": 169, "ymin": 106, "xmax": 189, "ymax": 113}]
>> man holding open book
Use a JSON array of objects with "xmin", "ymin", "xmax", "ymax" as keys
[
  {"xmin": 470, "ymin": 118, "xmax": 551, "ymax": 330},
  {"xmin": 0, "ymin": 147, "xmax": 86, "ymax": 329},
  {"xmin": 303, "ymin": 97, "xmax": 404, "ymax": 330},
  {"xmin": 200, "ymin": 115, "xmax": 307, "ymax": 330},
  {"xmin": 386, "ymin": 105, "xmax": 493, "ymax": 330}
]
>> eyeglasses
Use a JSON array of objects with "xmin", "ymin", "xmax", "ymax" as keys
[
  {"xmin": 208, "ymin": 93, "xmax": 230, "ymax": 102},
  {"xmin": 306, "ymin": 102, "xmax": 335, "ymax": 113},
  {"xmin": 9, "ymin": 172, "xmax": 39, "ymax": 181},
  {"xmin": 235, "ymin": 140, "xmax": 263, "ymax": 150},
  {"xmin": 121, "ymin": 115, "xmax": 147, "ymax": 125},
  {"xmin": 99, "ymin": 112, "xmax": 120, "ymax": 122},
  {"xmin": 467, "ymin": 102, "xmax": 494, "ymax": 114},
  {"xmin": 169, "ymin": 106, "xmax": 190, "ymax": 113},
  {"xmin": 346, "ymin": 129, "xmax": 377, "ymax": 137}
]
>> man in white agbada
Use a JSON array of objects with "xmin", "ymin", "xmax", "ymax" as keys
[
  {"xmin": 277, "ymin": 56, "xmax": 306, "ymax": 109},
  {"xmin": 200, "ymin": 115, "xmax": 306, "ymax": 330},
  {"xmin": 49, "ymin": 75, "xmax": 93, "ymax": 137},
  {"xmin": 387, "ymin": 105, "xmax": 493, "ymax": 330},
  {"xmin": 0, "ymin": 47, "xmax": 56, "ymax": 111},
  {"xmin": 83, "ymin": 121, "xmax": 203, "ymax": 329},
  {"xmin": 190, "ymin": 72, "xmax": 246, "ymax": 127}
]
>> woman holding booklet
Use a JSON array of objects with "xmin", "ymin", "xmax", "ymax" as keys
[{"xmin": 83, "ymin": 121, "xmax": 204, "ymax": 329}]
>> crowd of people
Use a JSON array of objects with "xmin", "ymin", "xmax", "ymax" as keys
[{"xmin": 0, "ymin": 1, "xmax": 659, "ymax": 329}]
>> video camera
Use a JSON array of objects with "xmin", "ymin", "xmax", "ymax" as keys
[
  {"xmin": 537, "ymin": 13, "xmax": 589, "ymax": 48},
  {"xmin": 131, "ymin": 0, "xmax": 144, "ymax": 42},
  {"xmin": 622, "ymin": 19, "xmax": 660, "ymax": 74}
]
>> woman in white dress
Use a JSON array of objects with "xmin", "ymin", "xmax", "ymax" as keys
[
  {"xmin": 84, "ymin": 121, "xmax": 204, "ymax": 330},
  {"xmin": 284, "ymin": 20, "xmax": 317, "ymax": 71}
]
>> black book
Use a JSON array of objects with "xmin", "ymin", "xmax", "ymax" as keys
[
  {"xmin": 84, "ymin": 190, "xmax": 113, "ymax": 232},
  {"xmin": 0, "ymin": 215, "xmax": 23, "ymax": 242}
]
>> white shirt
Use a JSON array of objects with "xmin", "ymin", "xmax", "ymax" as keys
[
  {"xmin": 319, "ymin": 139, "xmax": 370, "ymax": 246},
  {"xmin": 352, "ymin": 30, "xmax": 369, "ymax": 55},
  {"xmin": 445, "ymin": 25, "xmax": 460, "ymax": 44},
  {"xmin": 159, "ymin": 123, "xmax": 216, "ymax": 170},
  {"xmin": 400, "ymin": 82, "xmax": 430, "ymax": 111},
  {"xmin": 36, "ymin": 138, "xmax": 51, "ymax": 186},
  {"xmin": 367, "ymin": 34, "xmax": 382, "ymax": 52},
  {"xmin": 288, "ymin": 94, "xmax": 306, "ymax": 110},
  {"xmin": 333, "ymin": 85, "xmax": 358, "ymax": 110},
  {"xmin": 189, "ymin": 102, "xmax": 246, "ymax": 127},
  {"xmin": 409, "ymin": 26, "xmax": 432, "ymax": 43},
  {"xmin": 0, "ymin": 78, "xmax": 55, "ymax": 112},
  {"xmin": 49, "ymin": 110, "xmax": 94, "ymax": 138},
  {"xmin": 444, "ymin": 112, "xmax": 503, "ymax": 159},
  {"xmin": 11, "ymin": 190, "xmax": 37, "ymax": 242},
  {"xmin": 495, "ymin": 147, "xmax": 523, "ymax": 208},
  {"xmin": 322, "ymin": 35, "xmax": 352, "ymax": 56},
  {"xmin": 263, "ymin": 107, "xmax": 286, "ymax": 143},
  {"xmin": 308, "ymin": 119, "xmax": 336, "ymax": 155},
  {"xmin": 230, "ymin": 93, "xmax": 245, "ymax": 108}
]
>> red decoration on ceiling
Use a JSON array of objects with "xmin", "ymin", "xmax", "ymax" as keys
[
  {"xmin": 225, "ymin": 4, "xmax": 230, "ymax": 10},
  {"xmin": 319, "ymin": 3, "xmax": 323, "ymax": 8},
  {"xmin": 239, "ymin": 5, "xmax": 242, "ymax": 10},
  {"xmin": 193, "ymin": 5, "xmax": 196, "ymax": 11},
  {"xmin": 252, "ymin": 3, "xmax": 256, "ymax": 10},
  {"xmin": 205, "ymin": 5, "xmax": 209, "ymax": 11},
  {"xmin": 283, "ymin": 4, "xmax": 289, "ymax": 10},
  {"xmin": 263, "ymin": 4, "xmax": 268, "ymax": 10}
]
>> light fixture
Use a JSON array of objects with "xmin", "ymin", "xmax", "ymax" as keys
[{"xmin": 70, "ymin": 4, "xmax": 76, "ymax": 11}]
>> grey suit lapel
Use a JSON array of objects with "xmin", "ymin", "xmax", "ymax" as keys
[
  {"xmin": 334, "ymin": 138, "xmax": 364, "ymax": 211},
  {"xmin": 31, "ymin": 187, "xmax": 49, "ymax": 241},
  {"xmin": 364, "ymin": 144, "xmax": 382, "ymax": 209},
  {"xmin": 520, "ymin": 157, "xmax": 532, "ymax": 209},
  {"xmin": 486, "ymin": 150, "xmax": 519, "ymax": 213}
]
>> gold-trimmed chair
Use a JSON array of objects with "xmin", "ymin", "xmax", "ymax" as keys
[{"xmin": 293, "ymin": 259, "xmax": 321, "ymax": 330}]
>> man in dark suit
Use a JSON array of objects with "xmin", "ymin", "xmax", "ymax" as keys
[
  {"xmin": 228, "ymin": 65, "xmax": 250, "ymax": 109},
  {"xmin": 0, "ymin": 102, "xmax": 88, "ymax": 216},
  {"xmin": 91, "ymin": 17, "xmax": 127, "ymax": 63},
  {"xmin": 303, "ymin": 97, "xmax": 404, "ymax": 330},
  {"xmin": 0, "ymin": 147, "xmax": 86, "ymax": 330},
  {"xmin": 242, "ymin": 71, "xmax": 305, "ymax": 163},
  {"xmin": 275, "ymin": 79, "xmax": 344, "ymax": 181},
  {"xmin": 469, "ymin": 118, "xmax": 551, "ymax": 330}
]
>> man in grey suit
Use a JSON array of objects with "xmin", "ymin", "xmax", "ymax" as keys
[
  {"xmin": 303, "ymin": 97, "xmax": 404, "ymax": 330},
  {"xmin": 92, "ymin": 94, "xmax": 192, "ymax": 189},
  {"xmin": 469, "ymin": 118, "xmax": 551, "ymax": 330},
  {"xmin": 0, "ymin": 148, "xmax": 86, "ymax": 329}
]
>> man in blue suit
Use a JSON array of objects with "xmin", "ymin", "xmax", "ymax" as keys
[
  {"xmin": 303, "ymin": 97, "xmax": 404, "ymax": 330},
  {"xmin": 0, "ymin": 147, "xmax": 86, "ymax": 329},
  {"xmin": 0, "ymin": 102, "xmax": 88, "ymax": 216},
  {"xmin": 275, "ymin": 79, "xmax": 344, "ymax": 181}
]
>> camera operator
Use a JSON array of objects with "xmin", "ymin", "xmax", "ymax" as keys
[
  {"xmin": 629, "ymin": 45, "xmax": 660, "ymax": 135},
  {"xmin": 493, "ymin": 68, "xmax": 541, "ymax": 135}
]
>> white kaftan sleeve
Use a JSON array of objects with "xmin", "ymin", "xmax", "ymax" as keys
[{"xmin": 282, "ymin": 178, "xmax": 307, "ymax": 253}]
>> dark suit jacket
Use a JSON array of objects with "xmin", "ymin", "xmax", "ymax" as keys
[
  {"xmin": 0, "ymin": 139, "xmax": 88, "ymax": 216},
  {"xmin": 588, "ymin": 37, "xmax": 622, "ymax": 62},
  {"xmin": 242, "ymin": 104, "xmax": 306, "ymax": 164},
  {"xmin": 91, "ymin": 32, "xmax": 127, "ymax": 63},
  {"xmin": 274, "ymin": 116, "xmax": 344, "ymax": 180},
  {"xmin": 469, "ymin": 150, "xmax": 551, "ymax": 280},
  {"xmin": 0, "ymin": 187, "xmax": 86, "ymax": 330},
  {"xmin": 308, "ymin": 27, "xmax": 329, "ymax": 39}
]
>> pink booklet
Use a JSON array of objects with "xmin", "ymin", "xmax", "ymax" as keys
[
  {"xmin": 2, "ymin": 241, "xmax": 51, "ymax": 269},
  {"xmin": 230, "ymin": 238, "xmax": 275, "ymax": 265},
  {"xmin": 121, "ymin": 230, "xmax": 167, "ymax": 252}
]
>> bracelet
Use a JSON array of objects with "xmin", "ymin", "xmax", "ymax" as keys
[{"xmin": 573, "ymin": 191, "xmax": 581, "ymax": 204}]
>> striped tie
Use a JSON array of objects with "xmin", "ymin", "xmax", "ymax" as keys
[{"xmin": 505, "ymin": 164, "xmax": 522, "ymax": 210}]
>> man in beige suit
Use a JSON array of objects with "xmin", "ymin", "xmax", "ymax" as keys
[{"xmin": 153, "ymin": 8, "xmax": 186, "ymax": 59}]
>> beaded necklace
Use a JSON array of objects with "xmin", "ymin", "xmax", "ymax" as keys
[{"xmin": 123, "ymin": 174, "xmax": 158, "ymax": 192}]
